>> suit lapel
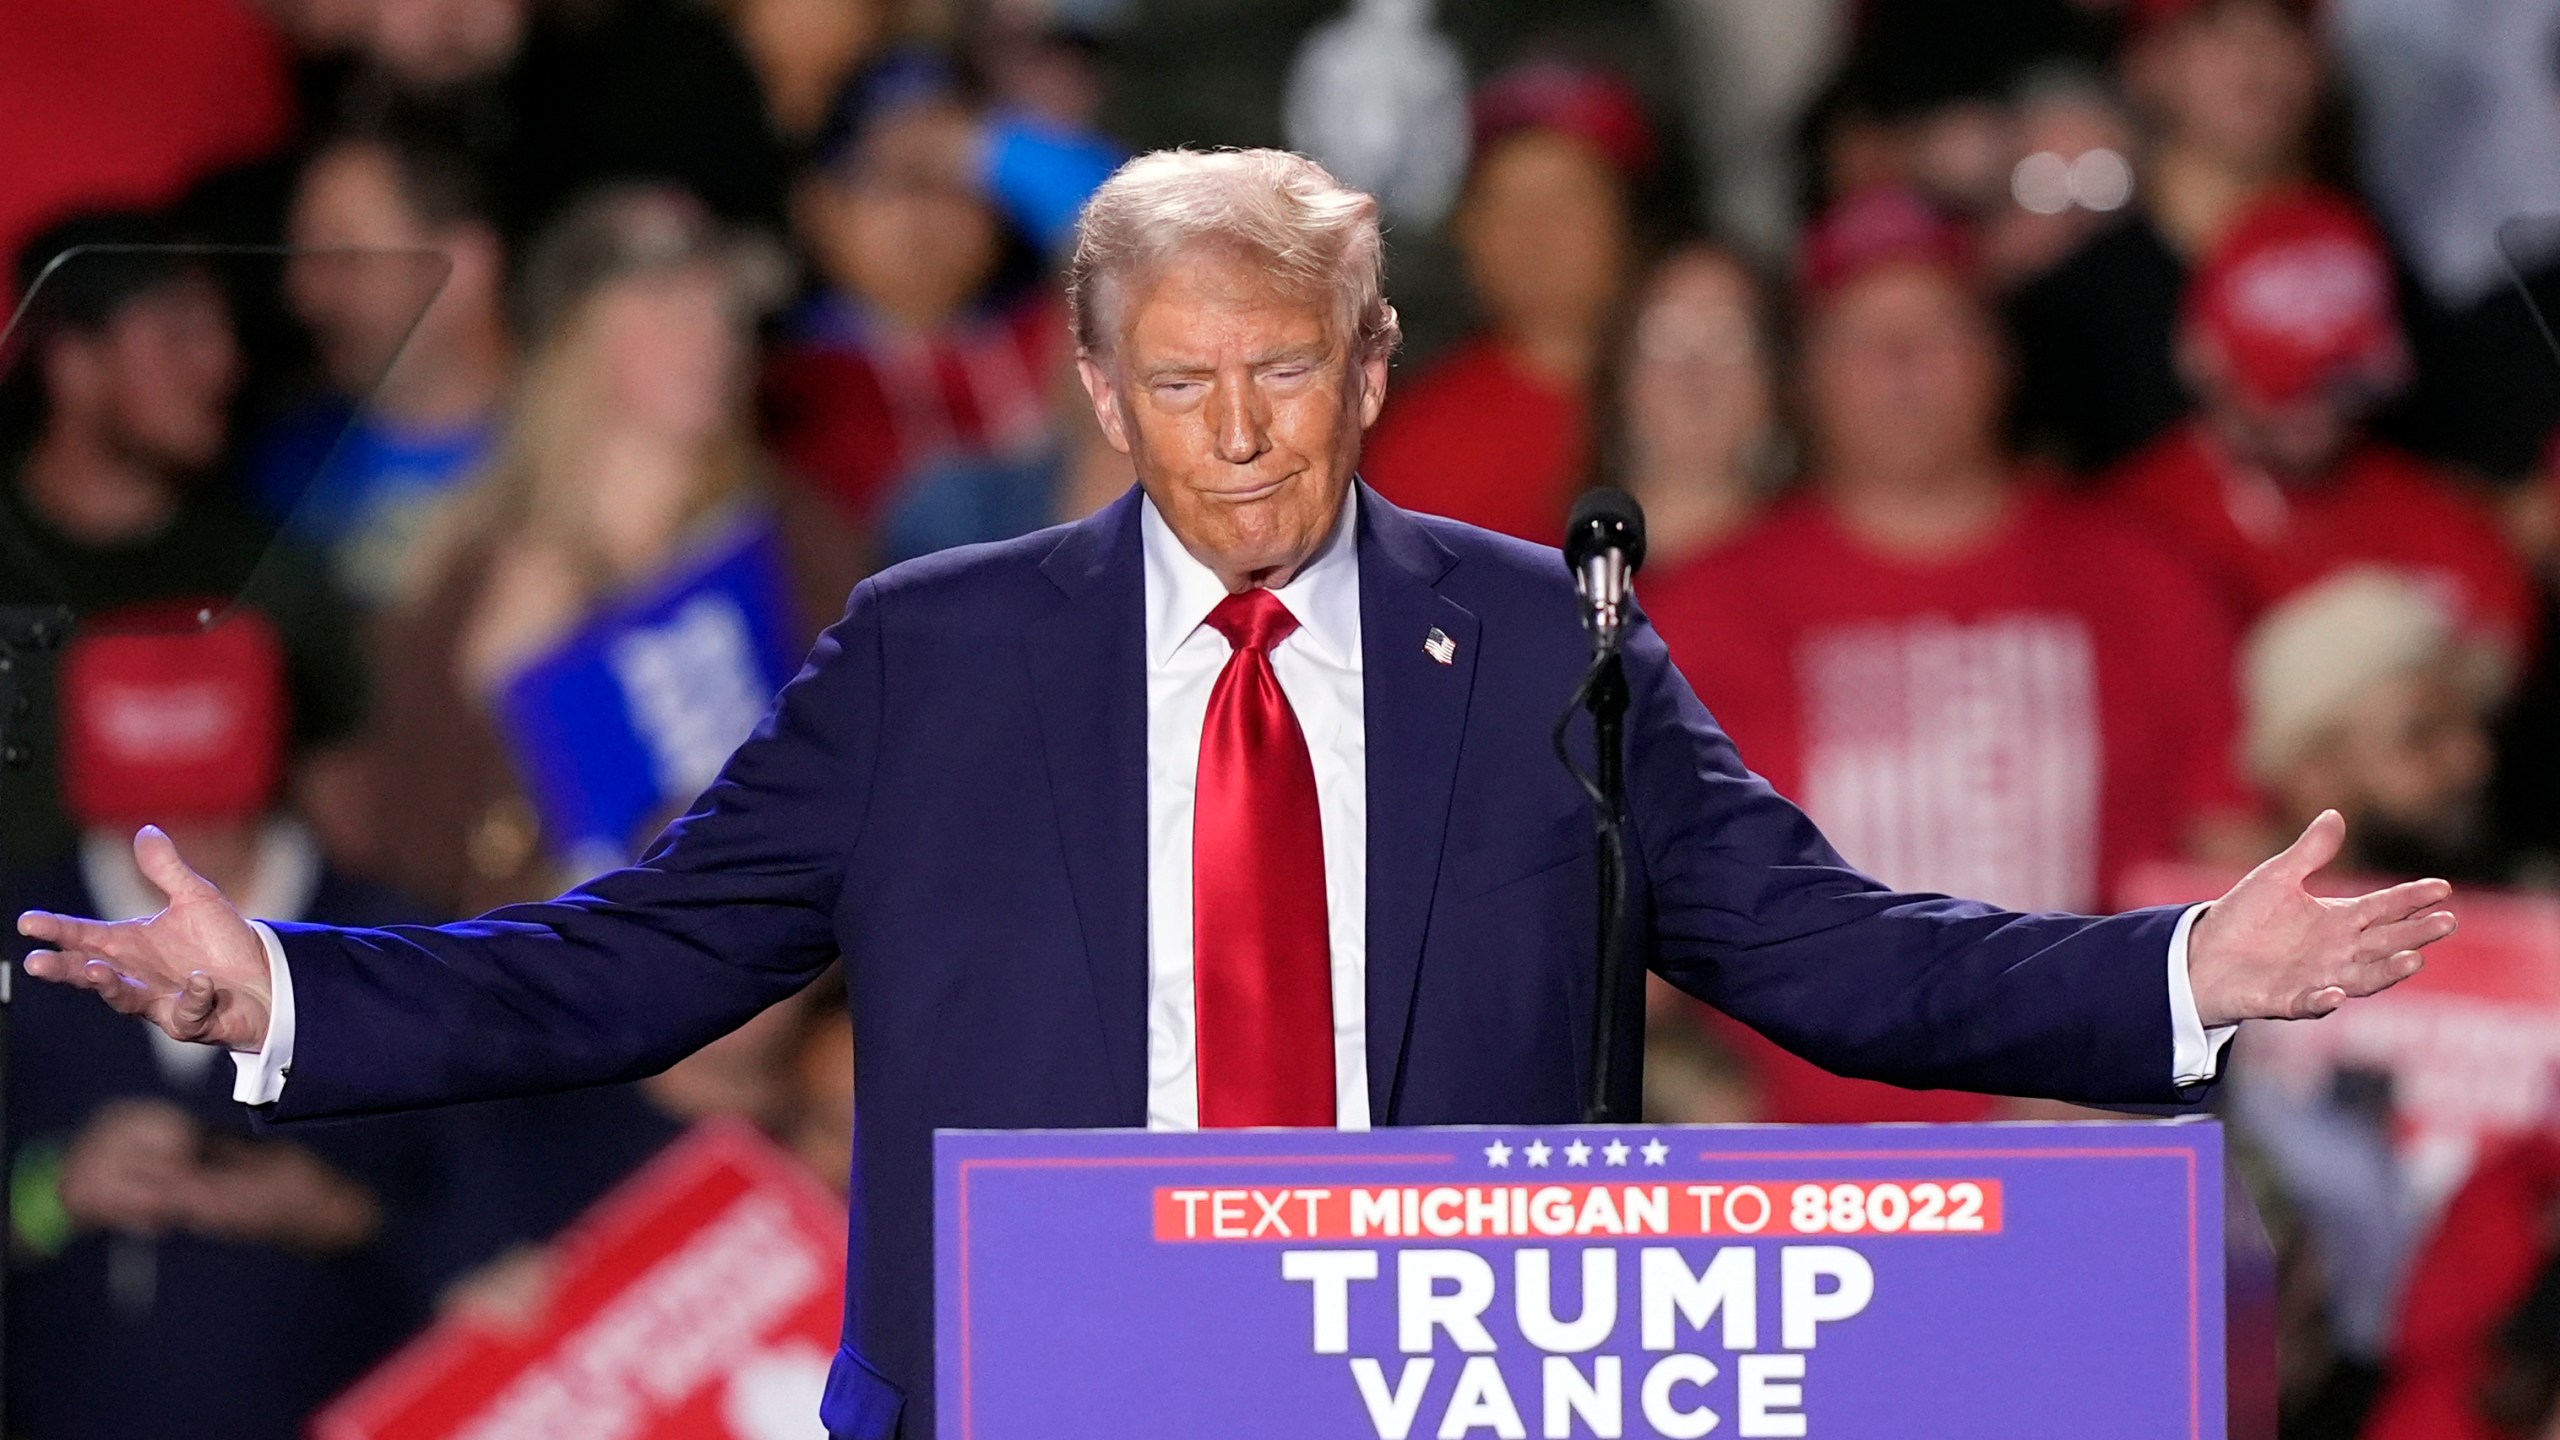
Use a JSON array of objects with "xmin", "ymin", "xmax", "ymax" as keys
[
  {"xmin": 1356, "ymin": 485, "xmax": 1478, "ymax": 1124},
  {"xmin": 1024, "ymin": 491, "xmax": 1151, "ymax": 1120}
]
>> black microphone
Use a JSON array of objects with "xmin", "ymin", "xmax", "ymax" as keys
[{"xmin": 1563, "ymin": 488, "xmax": 1647, "ymax": 653}]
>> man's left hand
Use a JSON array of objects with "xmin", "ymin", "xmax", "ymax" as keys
[{"xmin": 2187, "ymin": 809, "xmax": 2458, "ymax": 1029}]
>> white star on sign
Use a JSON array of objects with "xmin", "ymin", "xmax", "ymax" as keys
[
  {"xmin": 1484, "ymin": 1140, "xmax": 1513, "ymax": 1168},
  {"xmin": 1525, "ymin": 1140, "xmax": 1552, "ymax": 1167},
  {"xmin": 1603, "ymin": 1139, "xmax": 1630, "ymax": 1166},
  {"xmin": 1564, "ymin": 1140, "xmax": 1592, "ymax": 1166},
  {"xmin": 1641, "ymin": 1139, "xmax": 1670, "ymax": 1166}
]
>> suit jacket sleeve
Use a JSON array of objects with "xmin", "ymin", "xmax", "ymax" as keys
[
  {"xmin": 264, "ymin": 582, "xmax": 886, "ymax": 1121},
  {"xmin": 1624, "ymin": 608, "xmax": 2197, "ymax": 1106}
]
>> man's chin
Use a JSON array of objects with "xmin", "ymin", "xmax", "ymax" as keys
[{"xmin": 1188, "ymin": 521, "xmax": 1325, "ymax": 587}]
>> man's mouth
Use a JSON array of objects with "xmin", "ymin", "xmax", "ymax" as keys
[{"xmin": 1204, "ymin": 477, "xmax": 1289, "ymax": 503}]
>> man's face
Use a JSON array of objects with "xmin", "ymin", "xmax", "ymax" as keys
[
  {"xmin": 1624, "ymin": 249, "xmax": 1771, "ymax": 477},
  {"xmin": 2285, "ymin": 659, "xmax": 2494, "ymax": 866},
  {"xmin": 735, "ymin": 0, "xmax": 888, "ymax": 110},
  {"xmin": 1802, "ymin": 262, "xmax": 2006, "ymax": 483},
  {"xmin": 2207, "ymin": 385, "xmax": 2357, "ymax": 480},
  {"xmin": 1455, "ymin": 131, "xmax": 1632, "ymax": 349},
  {"xmin": 369, "ymin": 0, "xmax": 525, "ymax": 90},
  {"xmin": 50, "ymin": 277, "xmax": 241, "ymax": 474},
  {"xmin": 2144, "ymin": 2, "xmax": 2318, "ymax": 173},
  {"xmin": 796, "ymin": 104, "xmax": 1001, "ymax": 333},
  {"xmin": 287, "ymin": 145, "xmax": 445, "ymax": 395},
  {"xmin": 1077, "ymin": 247, "xmax": 1385, "ymax": 589}
]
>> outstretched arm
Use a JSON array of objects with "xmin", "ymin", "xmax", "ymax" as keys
[
  {"xmin": 1627, "ymin": 615, "xmax": 2453, "ymax": 1104},
  {"xmin": 19, "ymin": 582, "xmax": 888, "ymax": 1120}
]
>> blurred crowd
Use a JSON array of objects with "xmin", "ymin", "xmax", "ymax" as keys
[{"xmin": 4, "ymin": 0, "xmax": 2560, "ymax": 1436}]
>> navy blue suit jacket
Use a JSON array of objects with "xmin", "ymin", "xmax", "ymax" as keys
[{"xmin": 262, "ymin": 486, "xmax": 2196, "ymax": 1438}]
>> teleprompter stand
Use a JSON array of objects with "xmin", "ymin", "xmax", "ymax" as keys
[{"xmin": 0, "ymin": 603, "xmax": 74, "ymax": 1437}]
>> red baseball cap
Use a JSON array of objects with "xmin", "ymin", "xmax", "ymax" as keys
[
  {"xmin": 1471, "ymin": 62, "xmax": 1658, "ymax": 184},
  {"xmin": 1798, "ymin": 184, "xmax": 1977, "ymax": 303},
  {"xmin": 2183, "ymin": 188, "xmax": 2409, "ymax": 409},
  {"xmin": 60, "ymin": 605, "xmax": 287, "ymax": 830}
]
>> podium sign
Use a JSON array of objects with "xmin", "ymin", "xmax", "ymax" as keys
[{"xmin": 938, "ymin": 1119, "xmax": 2264, "ymax": 1440}]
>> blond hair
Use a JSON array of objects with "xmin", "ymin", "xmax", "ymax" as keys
[
  {"xmin": 1066, "ymin": 148, "xmax": 1400, "ymax": 362},
  {"xmin": 425, "ymin": 186, "xmax": 759, "ymax": 601},
  {"xmin": 2241, "ymin": 567, "xmax": 2510, "ymax": 780}
]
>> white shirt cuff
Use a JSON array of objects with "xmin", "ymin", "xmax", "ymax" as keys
[
  {"xmin": 2167, "ymin": 902, "xmax": 2238, "ymax": 1089},
  {"xmin": 229, "ymin": 920, "xmax": 297, "ymax": 1105}
]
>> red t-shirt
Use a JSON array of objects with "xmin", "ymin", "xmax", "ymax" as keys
[
  {"xmin": 761, "ymin": 290, "xmax": 1061, "ymax": 529},
  {"xmin": 2106, "ymin": 422, "xmax": 2538, "ymax": 656},
  {"xmin": 0, "ymin": 0, "xmax": 292, "ymax": 285},
  {"xmin": 1643, "ymin": 484, "xmax": 2250, "ymax": 1123},
  {"xmin": 1362, "ymin": 335, "xmax": 1584, "ymax": 545}
]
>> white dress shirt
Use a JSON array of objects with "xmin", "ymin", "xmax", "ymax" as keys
[
  {"xmin": 234, "ymin": 493, "xmax": 2232, "ymax": 1109},
  {"xmin": 1142, "ymin": 489, "xmax": 1370, "ymax": 1130}
]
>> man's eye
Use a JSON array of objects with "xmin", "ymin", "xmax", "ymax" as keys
[
  {"xmin": 1154, "ymin": 381, "xmax": 1205, "ymax": 399},
  {"xmin": 1265, "ymin": 367, "xmax": 1309, "ymax": 382}
]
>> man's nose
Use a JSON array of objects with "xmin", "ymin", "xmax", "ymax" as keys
[{"xmin": 1209, "ymin": 378, "xmax": 1271, "ymax": 465}]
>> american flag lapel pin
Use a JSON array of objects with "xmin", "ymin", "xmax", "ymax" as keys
[{"xmin": 1423, "ymin": 627, "xmax": 1456, "ymax": 665}]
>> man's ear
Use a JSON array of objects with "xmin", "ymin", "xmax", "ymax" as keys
[
  {"xmin": 1076, "ymin": 352, "xmax": 1134, "ymax": 455},
  {"xmin": 1357, "ymin": 348, "xmax": 1389, "ymax": 430}
]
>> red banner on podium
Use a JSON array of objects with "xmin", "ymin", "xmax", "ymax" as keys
[
  {"xmin": 315, "ymin": 1121, "xmax": 847, "ymax": 1440},
  {"xmin": 2121, "ymin": 861, "xmax": 2560, "ymax": 1203}
]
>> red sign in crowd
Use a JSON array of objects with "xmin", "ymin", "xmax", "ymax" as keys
[
  {"xmin": 2122, "ymin": 862, "xmax": 2560, "ymax": 1206},
  {"xmin": 315, "ymin": 1122, "xmax": 848, "ymax": 1440}
]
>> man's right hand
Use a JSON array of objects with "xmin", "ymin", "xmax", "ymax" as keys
[{"xmin": 17, "ymin": 825, "xmax": 272, "ymax": 1052}]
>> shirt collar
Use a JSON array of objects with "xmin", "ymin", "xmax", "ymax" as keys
[{"xmin": 1140, "ymin": 485, "xmax": 1362, "ymax": 672}]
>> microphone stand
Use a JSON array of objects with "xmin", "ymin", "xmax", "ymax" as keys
[
  {"xmin": 1579, "ymin": 649, "xmax": 1633, "ymax": 1123},
  {"xmin": 0, "ymin": 603, "xmax": 73, "ymax": 1439},
  {"xmin": 1554, "ymin": 536, "xmax": 1638, "ymax": 1125}
]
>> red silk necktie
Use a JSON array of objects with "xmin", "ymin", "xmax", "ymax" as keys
[{"xmin": 1193, "ymin": 588, "xmax": 1336, "ymax": 1128}]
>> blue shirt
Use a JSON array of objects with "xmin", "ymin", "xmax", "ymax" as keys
[{"xmin": 247, "ymin": 398, "xmax": 497, "ymax": 605}]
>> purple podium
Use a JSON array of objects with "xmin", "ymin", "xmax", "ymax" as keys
[{"xmin": 935, "ymin": 1118, "xmax": 2274, "ymax": 1440}]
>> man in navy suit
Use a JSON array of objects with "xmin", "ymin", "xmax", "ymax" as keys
[{"xmin": 20, "ymin": 149, "xmax": 2459, "ymax": 1440}]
